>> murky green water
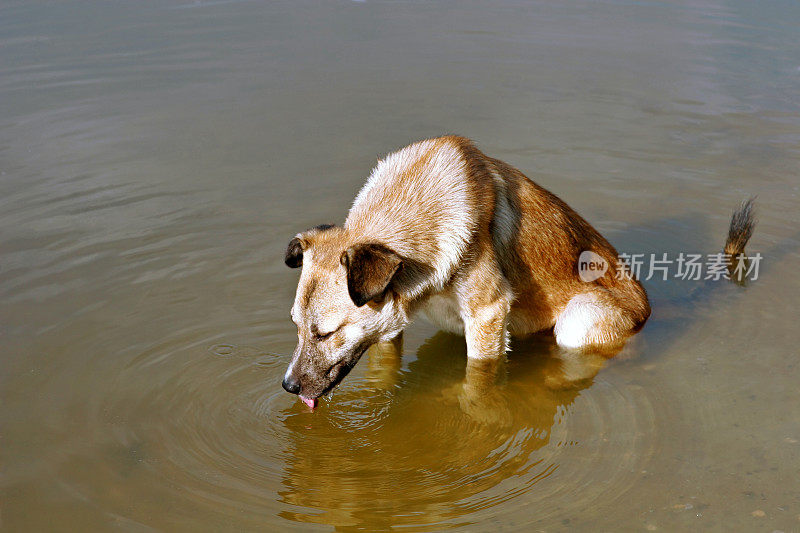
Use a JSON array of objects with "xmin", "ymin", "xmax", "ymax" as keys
[{"xmin": 2, "ymin": 0, "xmax": 799, "ymax": 530}]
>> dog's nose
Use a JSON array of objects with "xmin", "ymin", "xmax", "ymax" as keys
[{"xmin": 282, "ymin": 375, "xmax": 301, "ymax": 394}]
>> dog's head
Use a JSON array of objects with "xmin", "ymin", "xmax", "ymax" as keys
[{"xmin": 282, "ymin": 224, "xmax": 406, "ymax": 405}]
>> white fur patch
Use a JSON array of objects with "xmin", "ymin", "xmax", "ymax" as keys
[
  {"xmin": 554, "ymin": 294, "xmax": 604, "ymax": 349},
  {"xmin": 420, "ymin": 293, "xmax": 465, "ymax": 334},
  {"xmin": 283, "ymin": 360, "xmax": 296, "ymax": 381}
]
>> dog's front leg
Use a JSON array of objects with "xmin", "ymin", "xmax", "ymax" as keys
[
  {"xmin": 453, "ymin": 296, "xmax": 514, "ymax": 423},
  {"xmin": 463, "ymin": 302, "xmax": 510, "ymax": 360},
  {"xmin": 459, "ymin": 270, "xmax": 513, "ymax": 361}
]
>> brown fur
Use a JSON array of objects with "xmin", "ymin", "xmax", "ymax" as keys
[{"xmin": 283, "ymin": 136, "xmax": 652, "ymax": 400}]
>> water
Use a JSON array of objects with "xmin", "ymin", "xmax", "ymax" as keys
[{"xmin": 2, "ymin": 0, "xmax": 799, "ymax": 530}]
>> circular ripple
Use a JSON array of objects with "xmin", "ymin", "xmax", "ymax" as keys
[{"xmin": 72, "ymin": 331, "xmax": 663, "ymax": 531}]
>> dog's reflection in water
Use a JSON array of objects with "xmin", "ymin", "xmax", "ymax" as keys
[
  {"xmin": 407, "ymin": 331, "xmax": 620, "ymax": 426},
  {"xmin": 278, "ymin": 331, "xmax": 627, "ymax": 529}
]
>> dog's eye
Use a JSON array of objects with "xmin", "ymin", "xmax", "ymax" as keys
[{"xmin": 312, "ymin": 325, "xmax": 341, "ymax": 342}]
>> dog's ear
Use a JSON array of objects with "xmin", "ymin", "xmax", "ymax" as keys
[
  {"xmin": 284, "ymin": 224, "xmax": 336, "ymax": 268},
  {"xmin": 340, "ymin": 243, "xmax": 402, "ymax": 307},
  {"xmin": 284, "ymin": 237, "xmax": 305, "ymax": 268}
]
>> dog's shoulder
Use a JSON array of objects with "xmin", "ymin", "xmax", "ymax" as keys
[{"xmin": 344, "ymin": 136, "xmax": 490, "ymax": 292}]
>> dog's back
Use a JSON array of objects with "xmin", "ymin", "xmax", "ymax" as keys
[{"xmin": 346, "ymin": 135, "xmax": 650, "ymax": 344}]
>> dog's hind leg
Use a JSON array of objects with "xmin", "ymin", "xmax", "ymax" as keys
[{"xmin": 554, "ymin": 291, "xmax": 645, "ymax": 350}]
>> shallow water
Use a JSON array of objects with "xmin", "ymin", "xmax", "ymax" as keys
[{"xmin": 2, "ymin": 0, "xmax": 800, "ymax": 530}]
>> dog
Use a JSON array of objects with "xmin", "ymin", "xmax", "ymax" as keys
[{"xmin": 281, "ymin": 135, "xmax": 754, "ymax": 409}]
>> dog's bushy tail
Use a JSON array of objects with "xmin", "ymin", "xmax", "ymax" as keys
[
  {"xmin": 724, "ymin": 198, "xmax": 756, "ymax": 256},
  {"xmin": 723, "ymin": 198, "xmax": 756, "ymax": 281}
]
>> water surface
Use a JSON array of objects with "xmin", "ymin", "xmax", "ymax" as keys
[{"xmin": 2, "ymin": 0, "xmax": 800, "ymax": 530}]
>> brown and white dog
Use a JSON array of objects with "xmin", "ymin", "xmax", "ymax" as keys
[{"xmin": 281, "ymin": 135, "xmax": 751, "ymax": 409}]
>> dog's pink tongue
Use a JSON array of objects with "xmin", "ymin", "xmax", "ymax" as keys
[{"xmin": 300, "ymin": 395, "xmax": 318, "ymax": 410}]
